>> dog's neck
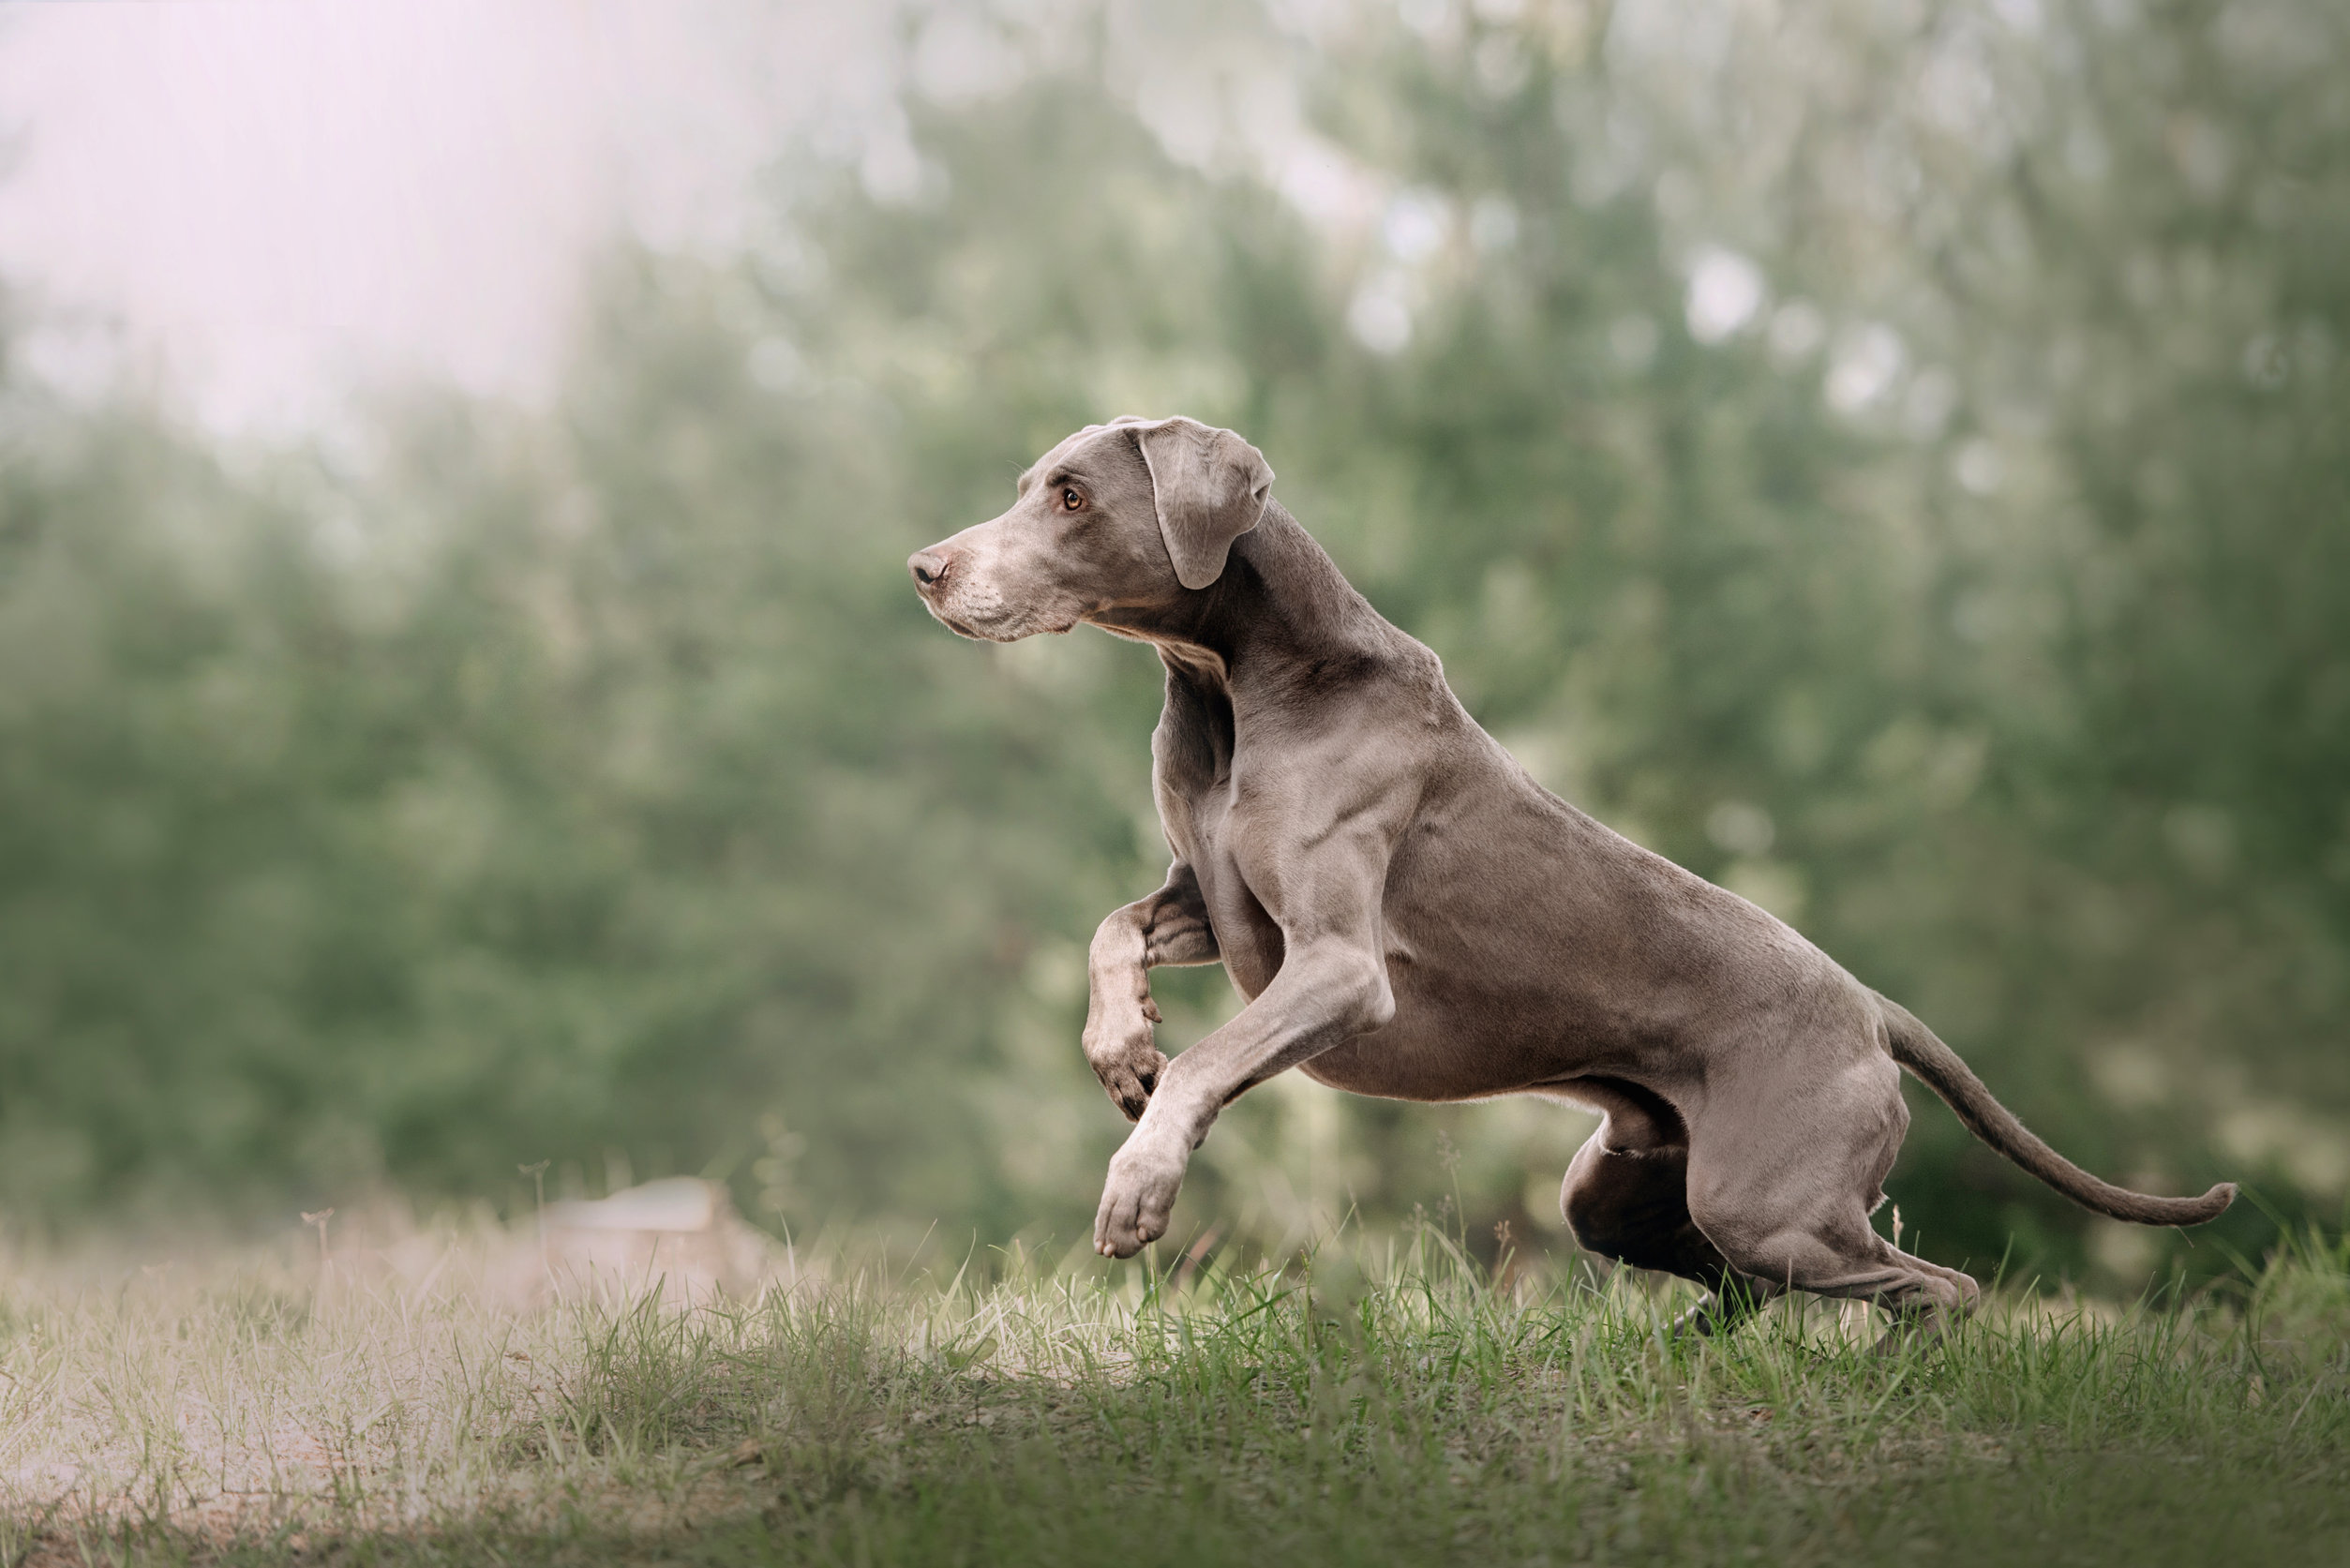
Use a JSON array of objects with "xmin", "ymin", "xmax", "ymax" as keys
[{"xmin": 1091, "ymin": 503, "xmax": 1392, "ymax": 697}]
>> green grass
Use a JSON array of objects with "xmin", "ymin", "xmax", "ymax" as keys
[{"xmin": 2, "ymin": 1217, "xmax": 2345, "ymax": 1566}]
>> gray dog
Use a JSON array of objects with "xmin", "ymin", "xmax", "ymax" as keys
[{"xmin": 908, "ymin": 416, "xmax": 2234, "ymax": 1342}]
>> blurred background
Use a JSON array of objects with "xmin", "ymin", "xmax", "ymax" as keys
[{"xmin": 2, "ymin": 0, "xmax": 2344, "ymax": 1289}]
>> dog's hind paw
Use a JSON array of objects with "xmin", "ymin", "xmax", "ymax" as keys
[{"xmin": 1667, "ymin": 1283, "xmax": 1766, "ymax": 1342}]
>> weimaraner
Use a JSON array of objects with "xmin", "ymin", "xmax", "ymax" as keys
[{"xmin": 907, "ymin": 416, "xmax": 2234, "ymax": 1341}]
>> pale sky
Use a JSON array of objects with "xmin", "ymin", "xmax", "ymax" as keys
[
  {"xmin": 0, "ymin": 0, "xmax": 1412, "ymax": 431},
  {"xmin": 0, "ymin": 0, "xmax": 901, "ymax": 431}
]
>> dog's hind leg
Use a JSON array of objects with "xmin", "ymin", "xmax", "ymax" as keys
[
  {"xmin": 1558, "ymin": 1082, "xmax": 1774, "ymax": 1337},
  {"xmin": 1684, "ymin": 1050, "xmax": 1982, "ymax": 1351}
]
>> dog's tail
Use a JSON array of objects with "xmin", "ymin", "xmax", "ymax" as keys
[{"xmin": 1874, "ymin": 992, "xmax": 2236, "ymax": 1227}]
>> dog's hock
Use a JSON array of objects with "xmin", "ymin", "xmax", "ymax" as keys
[{"xmin": 1133, "ymin": 417, "xmax": 1275, "ymax": 590}]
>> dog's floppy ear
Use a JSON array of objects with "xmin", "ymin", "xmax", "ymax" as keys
[{"xmin": 1131, "ymin": 418, "xmax": 1274, "ymax": 590}]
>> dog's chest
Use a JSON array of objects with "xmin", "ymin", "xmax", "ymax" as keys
[
  {"xmin": 1167, "ymin": 788, "xmax": 1282, "ymax": 1002},
  {"xmin": 1146, "ymin": 780, "xmax": 1270, "ymax": 1005}
]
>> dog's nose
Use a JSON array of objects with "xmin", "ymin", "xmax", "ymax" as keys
[{"xmin": 908, "ymin": 547, "xmax": 954, "ymax": 590}]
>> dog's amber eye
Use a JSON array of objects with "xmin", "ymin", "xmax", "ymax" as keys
[{"xmin": 1062, "ymin": 487, "xmax": 1083, "ymax": 511}]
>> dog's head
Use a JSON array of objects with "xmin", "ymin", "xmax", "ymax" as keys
[{"xmin": 907, "ymin": 416, "xmax": 1274, "ymax": 642}]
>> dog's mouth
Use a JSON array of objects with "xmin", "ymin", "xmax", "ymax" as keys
[
  {"xmin": 921, "ymin": 598, "xmax": 1082, "ymax": 642},
  {"xmin": 912, "ymin": 590, "xmax": 993, "ymax": 641}
]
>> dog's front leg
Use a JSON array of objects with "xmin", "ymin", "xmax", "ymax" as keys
[
  {"xmin": 1083, "ymin": 861, "xmax": 1219, "ymax": 1122},
  {"xmin": 1095, "ymin": 936, "xmax": 1393, "ymax": 1258}
]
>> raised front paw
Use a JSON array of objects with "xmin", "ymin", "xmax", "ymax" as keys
[
  {"xmin": 1082, "ymin": 1006, "xmax": 1169, "ymax": 1123},
  {"xmin": 1094, "ymin": 1135, "xmax": 1186, "ymax": 1258}
]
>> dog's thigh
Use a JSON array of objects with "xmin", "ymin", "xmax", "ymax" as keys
[{"xmin": 1684, "ymin": 1053, "xmax": 1978, "ymax": 1325}]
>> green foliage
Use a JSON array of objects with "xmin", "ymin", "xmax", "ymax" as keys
[{"xmin": 1, "ymin": 1, "xmax": 2346, "ymax": 1285}]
